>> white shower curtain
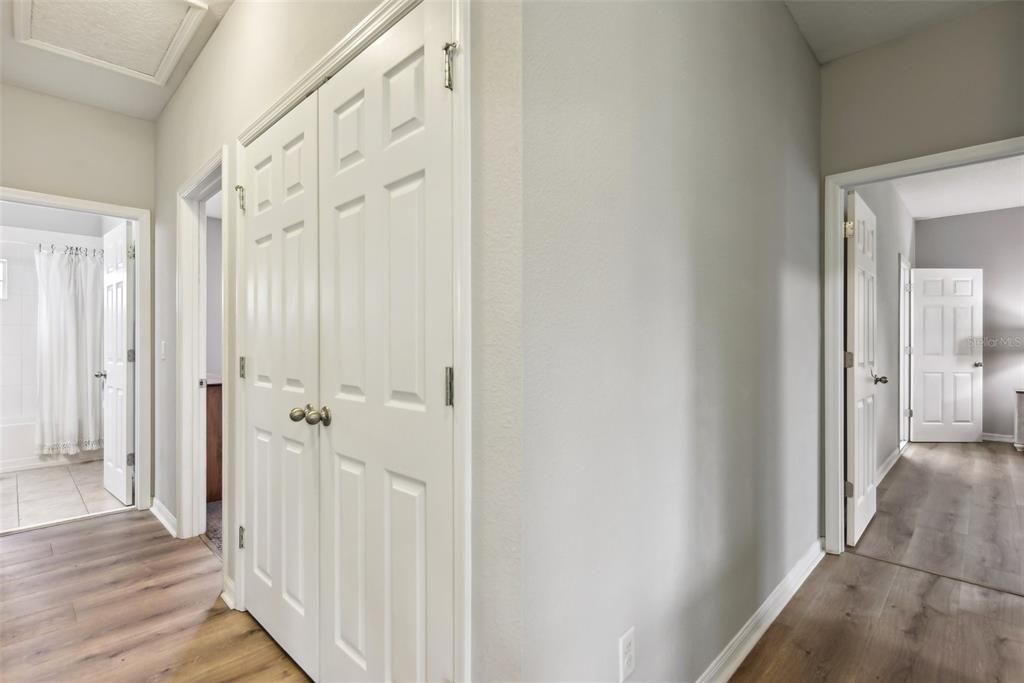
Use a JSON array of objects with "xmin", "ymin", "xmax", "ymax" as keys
[{"xmin": 35, "ymin": 250, "xmax": 104, "ymax": 455}]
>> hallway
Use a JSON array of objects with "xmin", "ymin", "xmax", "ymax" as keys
[
  {"xmin": 0, "ymin": 511, "xmax": 306, "ymax": 682},
  {"xmin": 732, "ymin": 551, "xmax": 1024, "ymax": 681},
  {"xmin": 734, "ymin": 442, "xmax": 1024, "ymax": 681},
  {"xmin": 855, "ymin": 441, "xmax": 1023, "ymax": 596}
]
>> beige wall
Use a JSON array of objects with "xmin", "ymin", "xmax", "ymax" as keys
[
  {"xmin": 153, "ymin": 0, "xmax": 376, "ymax": 575},
  {"xmin": 822, "ymin": 2, "xmax": 1024, "ymax": 175},
  {"xmin": 0, "ymin": 83, "xmax": 155, "ymax": 209}
]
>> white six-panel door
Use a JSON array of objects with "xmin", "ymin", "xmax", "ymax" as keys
[
  {"xmin": 911, "ymin": 268, "xmax": 984, "ymax": 442},
  {"xmin": 103, "ymin": 221, "xmax": 133, "ymax": 505},
  {"xmin": 317, "ymin": 3, "xmax": 453, "ymax": 681},
  {"xmin": 243, "ymin": 95, "xmax": 321, "ymax": 677},
  {"xmin": 846, "ymin": 192, "xmax": 879, "ymax": 546}
]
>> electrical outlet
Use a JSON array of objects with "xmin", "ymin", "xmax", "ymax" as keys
[{"xmin": 618, "ymin": 626, "xmax": 636, "ymax": 682}]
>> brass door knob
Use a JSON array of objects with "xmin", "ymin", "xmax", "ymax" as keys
[
  {"xmin": 289, "ymin": 407, "xmax": 307, "ymax": 422},
  {"xmin": 304, "ymin": 404, "xmax": 332, "ymax": 426}
]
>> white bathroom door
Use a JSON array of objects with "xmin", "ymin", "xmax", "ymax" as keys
[
  {"xmin": 317, "ymin": 2, "xmax": 454, "ymax": 680},
  {"xmin": 846, "ymin": 192, "xmax": 879, "ymax": 546},
  {"xmin": 102, "ymin": 221, "xmax": 133, "ymax": 505},
  {"xmin": 911, "ymin": 268, "xmax": 984, "ymax": 442},
  {"xmin": 242, "ymin": 95, "xmax": 321, "ymax": 676}
]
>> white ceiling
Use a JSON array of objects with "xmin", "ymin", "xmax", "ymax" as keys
[
  {"xmin": 784, "ymin": 1, "xmax": 994, "ymax": 63},
  {"xmin": 1, "ymin": 0, "xmax": 233, "ymax": 120},
  {"xmin": 0, "ymin": 200, "xmax": 105, "ymax": 236},
  {"xmin": 890, "ymin": 156, "xmax": 1024, "ymax": 220}
]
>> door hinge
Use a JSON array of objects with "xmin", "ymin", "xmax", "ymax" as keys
[
  {"xmin": 127, "ymin": 452, "xmax": 135, "ymax": 467},
  {"xmin": 904, "ymin": 283, "xmax": 912, "ymax": 293},
  {"xmin": 127, "ymin": 349, "xmax": 135, "ymax": 363},
  {"xmin": 844, "ymin": 480, "xmax": 854, "ymax": 498},
  {"xmin": 905, "ymin": 408, "xmax": 914, "ymax": 418},
  {"xmin": 905, "ymin": 346, "xmax": 913, "ymax": 356},
  {"xmin": 199, "ymin": 378, "xmax": 206, "ymax": 388},
  {"xmin": 127, "ymin": 242, "xmax": 137, "ymax": 260},
  {"xmin": 239, "ymin": 356, "xmax": 246, "ymax": 379},
  {"xmin": 444, "ymin": 366, "xmax": 454, "ymax": 406},
  {"xmin": 238, "ymin": 526, "xmax": 245, "ymax": 549},
  {"xmin": 235, "ymin": 184, "xmax": 246, "ymax": 214},
  {"xmin": 844, "ymin": 351, "xmax": 854, "ymax": 368},
  {"xmin": 442, "ymin": 42, "xmax": 457, "ymax": 91},
  {"xmin": 843, "ymin": 220, "xmax": 855, "ymax": 239}
]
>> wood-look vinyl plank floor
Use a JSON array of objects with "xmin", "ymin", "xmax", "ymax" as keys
[
  {"xmin": 0, "ymin": 511, "xmax": 308, "ymax": 682},
  {"xmin": 732, "ymin": 552, "xmax": 1024, "ymax": 682},
  {"xmin": 853, "ymin": 441, "xmax": 1024, "ymax": 597}
]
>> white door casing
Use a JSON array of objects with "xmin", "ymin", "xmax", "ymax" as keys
[
  {"xmin": 899, "ymin": 254, "xmax": 911, "ymax": 448},
  {"xmin": 846, "ymin": 192, "xmax": 878, "ymax": 546},
  {"xmin": 243, "ymin": 94, "xmax": 320, "ymax": 677},
  {"xmin": 103, "ymin": 220, "xmax": 134, "ymax": 505},
  {"xmin": 911, "ymin": 268, "xmax": 984, "ymax": 442},
  {"xmin": 317, "ymin": 3, "xmax": 454, "ymax": 681}
]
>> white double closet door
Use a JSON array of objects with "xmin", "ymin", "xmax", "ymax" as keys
[{"xmin": 242, "ymin": 4, "xmax": 454, "ymax": 680}]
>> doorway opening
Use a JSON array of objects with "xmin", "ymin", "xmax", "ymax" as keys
[
  {"xmin": 199, "ymin": 190, "xmax": 225, "ymax": 557},
  {"xmin": 830, "ymin": 142, "xmax": 1024, "ymax": 598},
  {"xmin": 0, "ymin": 190, "xmax": 153, "ymax": 534}
]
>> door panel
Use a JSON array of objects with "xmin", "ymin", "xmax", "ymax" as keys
[
  {"xmin": 317, "ymin": 3, "xmax": 453, "ymax": 681},
  {"xmin": 911, "ymin": 268, "xmax": 984, "ymax": 442},
  {"xmin": 846, "ymin": 192, "xmax": 878, "ymax": 546},
  {"xmin": 103, "ymin": 221, "xmax": 132, "ymax": 505},
  {"xmin": 243, "ymin": 94, "xmax": 320, "ymax": 677}
]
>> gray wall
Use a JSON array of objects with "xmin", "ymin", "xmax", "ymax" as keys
[
  {"xmin": 821, "ymin": 2, "xmax": 1024, "ymax": 175},
  {"xmin": 857, "ymin": 183, "xmax": 915, "ymax": 471},
  {"xmin": 516, "ymin": 2, "xmax": 820, "ymax": 679},
  {"xmin": 915, "ymin": 207, "xmax": 1024, "ymax": 436}
]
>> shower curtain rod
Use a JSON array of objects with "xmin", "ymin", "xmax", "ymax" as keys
[{"xmin": 0, "ymin": 239, "xmax": 103, "ymax": 256}]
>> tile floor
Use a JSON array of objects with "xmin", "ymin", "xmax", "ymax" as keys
[{"xmin": 0, "ymin": 460, "xmax": 129, "ymax": 532}]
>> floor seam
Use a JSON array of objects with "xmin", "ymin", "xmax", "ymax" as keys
[{"xmin": 848, "ymin": 548, "xmax": 1024, "ymax": 600}]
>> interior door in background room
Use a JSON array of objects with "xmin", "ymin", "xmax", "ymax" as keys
[
  {"xmin": 911, "ymin": 268, "xmax": 984, "ymax": 442},
  {"xmin": 317, "ymin": 2, "xmax": 455, "ymax": 681},
  {"xmin": 102, "ymin": 219, "xmax": 134, "ymax": 505},
  {"xmin": 242, "ymin": 94, "xmax": 320, "ymax": 677},
  {"xmin": 846, "ymin": 191, "xmax": 879, "ymax": 546}
]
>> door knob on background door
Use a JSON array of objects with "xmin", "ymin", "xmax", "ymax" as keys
[
  {"xmin": 872, "ymin": 372, "xmax": 888, "ymax": 385},
  {"xmin": 289, "ymin": 407, "xmax": 307, "ymax": 422},
  {"xmin": 974, "ymin": 361, "xmax": 984, "ymax": 367},
  {"xmin": 94, "ymin": 371, "xmax": 107, "ymax": 379}
]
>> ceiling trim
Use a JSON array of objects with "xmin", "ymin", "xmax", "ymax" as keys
[{"xmin": 11, "ymin": 0, "xmax": 209, "ymax": 86}]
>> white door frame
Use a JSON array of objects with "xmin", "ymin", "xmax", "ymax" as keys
[
  {"xmin": 0, "ymin": 186, "xmax": 154, "ymax": 513},
  {"xmin": 898, "ymin": 253, "xmax": 911, "ymax": 451},
  {"xmin": 231, "ymin": 0, "xmax": 472, "ymax": 674},
  {"xmin": 176, "ymin": 146, "xmax": 241, "ymax": 605},
  {"xmin": 823, "ymin": 135, "xmax": 1024, "ymax": 554}
]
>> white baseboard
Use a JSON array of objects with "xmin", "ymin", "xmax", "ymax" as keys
[
  {"xmin": 150, "ymin": 498, "xmax": 178, "ymax": 538},
  {"xmin": 981, "ymin": 433, "xmax": 1014, "ymax": 443},
  {"xmin": 696, "ymin": 538, "xmax": 825, "ymax": 683},
  {"xmin": 221, "ymin": 576, "xmax": 238, "ymax": 610},
  {"xmin": 876, "ymin": 446, "xmax": 902, "ymax": 485}
]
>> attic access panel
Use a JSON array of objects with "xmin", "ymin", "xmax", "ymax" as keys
[{"xmin": 12, "ymin": 0, "xmax": 208, "ymax": 86}]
